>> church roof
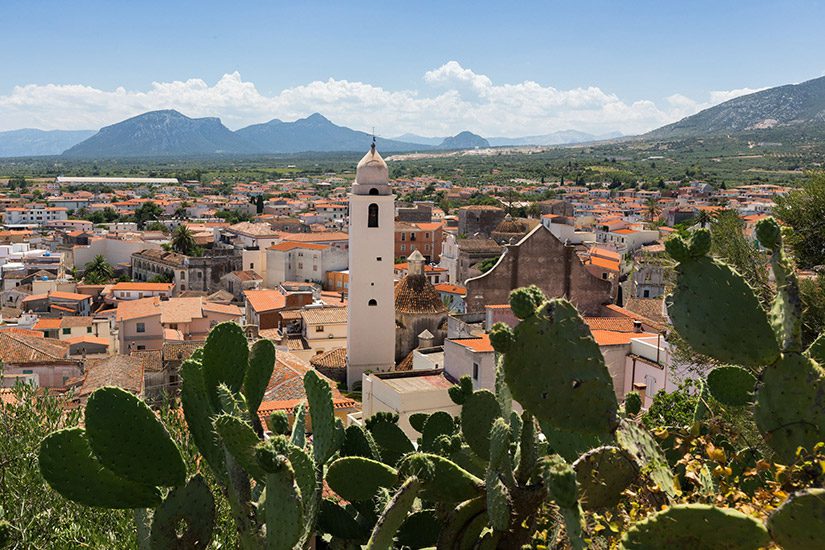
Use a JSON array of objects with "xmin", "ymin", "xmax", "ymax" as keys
[{"xmin": 394, "ymin": 274, "xmax": 448, "ymax": 315}]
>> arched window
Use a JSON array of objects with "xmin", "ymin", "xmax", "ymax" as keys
[
  {"xmin": 369, "ymin": 187, "xmax": 379, "ymax": 195},
  {"xmin": 368, "ymin": 203, "xmax": 379, "ymax": 228},
  {"xmin": 368, "ymin": 299, "xmax": 378, "ymax": 306}
]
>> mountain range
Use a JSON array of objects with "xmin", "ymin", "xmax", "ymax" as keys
[
  {"xmin": 0, "ymin": 129, "xmax": 96, "ymax": 157},
  {"xmin": 644, "ymin": 74, "xmax": 825, "ymax": 140},
  {"xmin": 4, "ymin": 74, "xmax": 825, "ymax": 158}
]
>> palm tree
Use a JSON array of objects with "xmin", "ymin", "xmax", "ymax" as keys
[
  {"xmin": 696, "ymin": 209, "xmax": 713, "ymax": 228},
  {"xmin": 645, "ymin": 198, "xmax": 661, "ymax": 223},
  {"xmin": 83, "ymin": 255, "xmax": 114, "ymax": 284},
  {"xmin": 171, "ymin": 224, "xmax": 197, "ymax": 256}
]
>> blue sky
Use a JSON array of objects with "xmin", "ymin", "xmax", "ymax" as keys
[{"xmin": 2, "ymin": 0, "xmax": 824, "ymax": 136}]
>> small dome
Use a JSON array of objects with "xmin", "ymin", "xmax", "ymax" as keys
[
  {"xmin": 394, "ymin": 273, "xmax": 447, "ymax": 315},
  {"xmin": 355, "ymin": 143, "xmax": 388, "ymax": 186}
]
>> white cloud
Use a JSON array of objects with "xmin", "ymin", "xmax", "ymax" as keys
[{"xmin": 0, "ymin": 62, "xmax": 763, "ymax": 136}]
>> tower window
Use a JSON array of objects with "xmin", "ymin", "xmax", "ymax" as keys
[
  {"xmin": 369, "ymin": 188, "xmax": 379, "ymax": 196},
  {"xmin": 368, "ymin": 203, "xmax": 379, "ymax": 228},
  {"xmin": 368, "ymin": 299, "xmax": 377, "ymax": 306}
]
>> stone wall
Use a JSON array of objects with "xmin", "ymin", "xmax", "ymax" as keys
[
  {"xmin": 464, "ymin": 225, "xmax": 613, "ymax": 315},
  {"xmin": 458, "ymin": 206, "xmax": 506, "ymax": 238}
]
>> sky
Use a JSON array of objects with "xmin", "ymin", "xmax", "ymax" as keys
[{"xmin": 1, "ymin": 0, "xmax": 824, "ymax": 137}]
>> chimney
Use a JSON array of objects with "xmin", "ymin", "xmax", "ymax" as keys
[
  {"xmin": 417, "ymin": 329, "xmax": 434, "ymax": 349},
  {"xmin": 407, "ymin": 250, "xmax": 425, "ymax": 277},
  {"xmin": 632, "ymin": 382, "xmax": 647, "ymax": 404},
  {"xmin": 633, "ymin": 320, "xmax": 643, "ymax": 333}
]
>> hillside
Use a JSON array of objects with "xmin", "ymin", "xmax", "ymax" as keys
[
  {"xmin": 0, "ymin": 129, "xmax": 95, "ymax": 157},
  {"xmin": 63, "ymin": 110, "xmax": 253, "ymax": 157},
  {"xmin": 235, "ymin": 113, "xmax": 426, "ymax": 153},
  {"xmin": 646, "ymin": 75, "xmax": 825, "ymax": 140},
  {"xmin": 436, "ymin": 131, "xmax": 490, "ymax": 150}
]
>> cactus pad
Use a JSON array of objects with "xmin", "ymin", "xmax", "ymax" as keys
[
  {"xmin": 666, "ymin": 255, "xmax": 778, "ymax": 368},
  {"xmin": 398, "ymin": 453, "xmax": 483, "ymax": 503},
  {"xmin": 499, "ymin": 294, "xmax": 618, "ymax": 438},
  {"xmin": 396, "ymin": 509, "xmax": 440, "ymax": 549},
  {"xmin": 39, "ymin": 427, "xmax": 161, "ymax": 509},
  {"xmin": 409, "ymin": 412, "xmax": 429, "ymax": 433},
  {"xmin": 85, "ymin": 386, "xmax": 185, "ymax": 487},
  {"xmin": 243, "ymin": 338, "xmax": 275, "ymax": 417},
  {"xmin": 368, "ymin": 419, "xmax": 414, "ymax": 465},
  {"xmin": 767, "ymin": 488, "xmax": 825, "ymax": 550},
  {"xmin": 213, "ymin": 414, "xmax": 266, "ymax": 483},
  {"xmin": 304, "ymin": 370, "xmax": 341, "ymax": 465},
  {"xmin": 421, "ymin": 411, "xmax": 456, "ymax": 452},
  {"xmin": 202, "ymin": 322, "xmax": 249, "ymax": 410},
  {"xmin": 460, "ymin": 389, "xmax": 502, "ymax": 460},
  {"xmin": 706, "ymin": 366, "xmax": 757, "ymax": 407},
  {"xmin": 754, "ymin": 353, "xmax": 825, "ymax": 463},
  {"xmin": 366, "ymin": 477, "xmax": 420, "ymax": 550},
  {"xmin": 573, "ymin": 446, "xmax": 638, "ymax": 510},
  {"xmin": 620, "ymin": 504, "xmax": 770, "ymax": 550},
  {"xmin": 341, "ymin": 424, "xmax": 379, "ymax": 460},
  {"xmin": 267, "ymin": 411, "xmax": 290, "ymax": 436},
  {"xmin": 263, "ymin": 457, "xmax": 303, "ymax": 550},
  {"xmin": 179, "ymin": 359, "xmax": 225, "ymax": 480},
  {"xmin": 616, "ymin": 420, "xmax": 678, "ymax": 499},
  {"xmin": 149, "ymin": 474, "xmax": 215, "ymax": 550},
  {"xmin": 326, "ymin": 457, "xmax": 398, "ymax": 502},
  {"xmin": 509, "ymin": 284, "xmax": 545, "ymax": 319},
  {"xmin": 318, "ymin": 499, "xmax": 368, "ymax": 540}
]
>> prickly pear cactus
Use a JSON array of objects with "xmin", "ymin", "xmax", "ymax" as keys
[
  {"xmin": 326, "ymin": 457, "xmax": 398, "ymax": 502},
  {"xmin": 616, "ymin": 420, "xmax": 678, "ymax": 499},
  {"xmin": 573, "ymin": 446, "xmax": 638, "ymax": 510},
  {"xmin": 767, "ymin": 488, "xmax": 825, "ymax": 550},
  {"xmin": 665, "ymin": 229, "xmax": 779, "ymax": 368},
  {"xmin": 490, "ymin": 287, "xmax": 618, "ymax": 439},
  {"xmin": 39, "ymin": 427, "xmax": 162, "ymax": 509},
  {"xmin": 754, "ymin": 353, "xmax": 825, "ymax": 463},
  {"xmin": 149, "ymin": 474, "xmax": 215, "ymax": 550},
  {"xmin": 459, "ymin": 389, "xmax": 502, "ymax": 460},
  {"xmin": 620, "ymin": 504, "xmax": 770, "ymax": 550},
  {"xmin": 85, "ymin": 386, "xmax": 186, "ymax": 488},
  {"xmin": 706, "ymin": 365, "xmax": 757, "ymax": 407}
]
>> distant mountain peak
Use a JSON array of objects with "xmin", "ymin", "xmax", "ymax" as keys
[
  {"xmin": 645, "ymin": 74, "xmax": 825, "ymax": 140},
  {"xmin": 437, "ymin": 131, "xmax": 490, "ymax": 150}
]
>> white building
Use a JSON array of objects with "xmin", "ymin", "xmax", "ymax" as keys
[
  {"xmin": 347, "ymin": 143, "xmax": 396, "ymax": 387},
  {"xmin": 3, "ymin": 206, "xmax": 68, "ymax": 226}
]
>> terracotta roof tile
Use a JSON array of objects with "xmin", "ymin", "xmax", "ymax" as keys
[
  {"xmin": 79, "ymin": 355, "xmax": 144, "ymax": 397},
  {"xmin": 301, "ymin": 307, "xmax": 347, "ymax": 325},
  {"xmin": 394, "ymin": 275, "xmax": 447, "ymax": 315},
  {"xmin": 0, "ymin": 332, "xmax": 70, "ymax": 363},
  {"xmin": 244, "ymin": 289, "xmax": 286, "ymax": 313}
]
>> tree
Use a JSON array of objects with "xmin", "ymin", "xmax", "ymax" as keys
[
  {"xmin": 800, "ymin": 273, "xmax": 825, "ymax": 348},
  {"xmin": 255, "ymin": 195, "xmax": 264, "ymax": 214},
  {"xmin": 773, "ymin": 171, "xmax": 825, "ymax": 269},
  {"xmin": 133, "ymin": 202, "xmax": 163, "ymax": 229},
  {"xmin": 82, "ymin": 255, "xmax": 114, "ymax": 284},
  {"xmin": 710, "ymin": 210, "xmax": 772, "ymax": 305},
  {"xmin": 645, "ymin": 198, "xmax": 661, "ymax": 222},
  {"xmin": 170, "ymin": 225, "xmax": 197, "ymax": 256}
]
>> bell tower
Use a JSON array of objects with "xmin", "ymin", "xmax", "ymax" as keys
[{"xmin": 346, "ymin": 141, "xmax": 396, "ymax": 387}]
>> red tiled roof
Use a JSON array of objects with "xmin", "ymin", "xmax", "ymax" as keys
[
  {"xmin": 451, "ymin": 334, "xmax": 494, "ymax": 353},
  {"xmin": 244, "ymin": 289, "xmax": 286, "ymax": 313}
]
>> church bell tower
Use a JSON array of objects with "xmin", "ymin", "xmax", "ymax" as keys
[{"xmin": 346, "ymin": 141, "xmax": 396, "ymax": 387}]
